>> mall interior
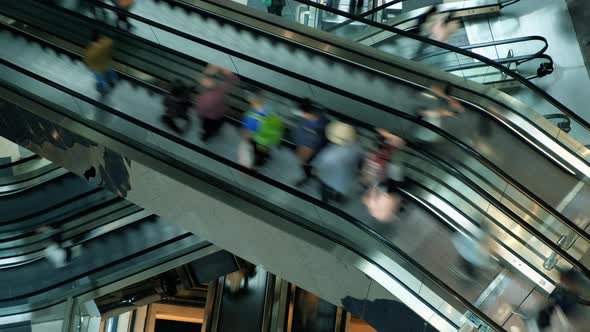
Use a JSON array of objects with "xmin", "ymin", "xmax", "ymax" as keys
[{"xmin": 1, "ymin": 0, "xmax": 590, "ymax": 331}]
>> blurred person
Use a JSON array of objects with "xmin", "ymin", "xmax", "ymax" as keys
[
  {"xmin": 535, "ymin": 269, "xmax": 583, "ymax": 331},
  {"xmin": 161, "ymin": 79, "xmax": 193, "ymax": 134},
  {"xmin": 414, "ymin": 83, "xmax": 464, "ymax": 143},
  {"xmin": 313, "ymin": 121, "xmax": 362, "ymax": 203},
  {"xmin": 81, "ymin": 0, "xmax": 106, "ymax": 19},
  {"xmin": 414, "ymin": 8, "xmax": 460, "ymax": 59},
  {"xmin": 451, "ymin": 226, "xmax": 493, "ymax": 280},
  {"xmin": 112, "ymin": 0, "xmax": 134, "ymax": 30},
  {"xmin": 267, "ymin": 0, "xmax": 287, "ymax": 16},
  {"xmin": 430, "ymin": 83, "xmax": 465, "ymax": 113},
  {"xmin": 242, "ymin": 91, "xmax": 284, "ymax": 169},
  {"xmin": 195, "ymin": 64, "xmax": 238, "ymax": 142},
  {"xmin": 360, "ymin": 128, "xmax": 405, "ymax": 190},
  {"xmin": 362, "ymin": 178, "xmax": 403, "ymax": 223},
  {"xmin": 36, "ymin": 226, "xmax": 73, "ymax": 268},
  {"xmin": 227, "ymin": 257, "xmax": 257, "ymax": 294},
  {"xmin": 84, "ymin": 31, "xmax": 117, "ymax": 96},
  {"xmin": 293, "ymin": 98, "xmax": 328, "ymax": 187},
  {"xmin": 414, "ymin": 108, "xmax": 457, "ymax": 143},
  {"xmin": 264, "ymin": 0, "xmax": 286, "ymax": 16},
  {"xmin": 349, "ymin": 0, "xmax": 364, "ymax": 15},
  {"xmin": 296, "ymin": 290, "xmax": 320, "ymax": 330},
  {"xmin": 430, "ymin": 14, "xmax": 461, "ymax": 44}
]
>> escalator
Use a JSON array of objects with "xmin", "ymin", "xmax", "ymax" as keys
[
  {"xmin": 0, "ymin": 194, "xmax": 211, "ymax": 318},
  {"xmin": 0, "ymin": 137, "xmax": 69, "ymax": 195},
  {"xmin": 0, "ymin": 30, "xmax": 501, "ymax": 331},
  {"xmin": 289, "ymin": 0, "xmax": 553, "ymax": 88},
  {"xmin": 0, "ymin": 173, "xmax": 108, "ymax": 230},
  {"xmin": 3, "ymin": 1, "xmax": 590, "ymax": 271},
  {"xmin": 5, "ymin": 0, "xmax": 589, "ymax": 186},
  {"xmin": 3, "ymin": 20, "xmax": 590, "ymax": 331},
  {"xmin": 7, "ymin": 0, "xmax": 590, "ymax": 242}
]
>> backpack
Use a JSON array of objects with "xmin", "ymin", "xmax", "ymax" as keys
[{"xmin": 250, "ymin": 111, "xmax": 284, "ymax": 147}]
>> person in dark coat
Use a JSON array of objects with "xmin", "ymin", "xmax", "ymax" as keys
[
  {"xmin": 293, "ymin": 98, "xmax": 328, "ymax": 187},
  {"xmin": 161, "ymin": 80, "xmax": 193, "ymax": 134},
  {"xmin": 266, "ymin": 0, "xmax": 286, "ymax": 16}
]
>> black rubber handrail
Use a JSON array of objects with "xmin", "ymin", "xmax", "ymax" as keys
[
  {"xmin": 0, "ymin": 229, "xmax": 192, "ymax": 302},
  {"xmin": 6, "ymin": 6, "xmax": 590, "ymax": 264},
  {"xmin": 404, "ymin": 153, "xmax": 561, "ymax": 262},
  {"xmin": 402, "ymin": 175, "xmax": 552, "ymax": 279},
  {"xmin": 0, "ymin": 154, "xmax": 39, "ymax": 170},
  {"xmin": 0, "ymin": 56, "xmax": 505, "ymax": 330},
  {"xmin": 0, "ymin": 177, "xmax": 102, "ymax": 224},
  {"xmin": 0, "ymin": 240, "xmax": 209, "ymax": 316},
  {"xmin": 0, "ymin": 197, "xmax": 123, "ymax": 245},
  {"xmin": 441, "ymin": 54, "xmax": 553, "ymax": 74},
  {"xmin": 417, "ymin": 35, "xmax": 549, "ymax": 63}
]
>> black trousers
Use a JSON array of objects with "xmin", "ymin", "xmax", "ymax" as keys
[
  {"xmin": 162, "ymin": 111, "xmax": 189, "ymax": 134},
  {"xmin": 296, "ymin": 149, "xmax": 319, "ymax": 185},
  {"xmin": 267, "ymin": 4, "xmax": 284, "ymax": 16},
  {"xmin": 201, "ymin": 117, "xmax": 224, "ymax": 142},
  {"xmin": 252, "ymin": 141, "xmax": 270, "ymax": 168},
  {"xmin": 319, "ymin": 181, "xmax": 344, "ymax": 203}
]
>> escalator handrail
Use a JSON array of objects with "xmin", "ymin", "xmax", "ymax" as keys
[
  {"xmin": 417, "ymin": 35, "xmax": 549, "ymax": 62},
  {"xmin": 403, "ymin": 155, "xmax": 562, "ymax": 272},
  {"xmin": 0, "ymin": 60, "xmax": 505, "ymax": 332},
  {"xmin": 0, "ymin": 239, "xmax": 208, "ymax": 319},
  {"xmin": 5, "ymin": 16, "xmax": 590, "ymax": 276},
  {"xmin": 442, "ymin": 54, "xmax": 553, "ymax": 74},
  {"xmin": 0, "ymin": 154, "xmax": 39, "ymax": 170},
  {"xmin": 240, "ymin": 0, "xmax": 590, "ymax": 137},
  {"xmin": 83, "ymin": 0, "xmax": 590, "ymax": 177},
  {"xmin": 398, "ymin": 147, "xmax": 590, "ymax": 282}
]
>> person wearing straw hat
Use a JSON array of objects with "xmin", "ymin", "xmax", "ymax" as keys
[{"xmin": 313, "ymin": 121, "xmax": 362, "ymax": 203}]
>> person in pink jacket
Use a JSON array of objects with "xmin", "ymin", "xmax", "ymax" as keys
[{"xmin": 195, "ymin": 64, "xmax": 238, "ymax": 142}]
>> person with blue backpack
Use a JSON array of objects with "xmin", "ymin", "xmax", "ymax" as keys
[{"xmin": 242, "ymin": 91, "xmax": 284, "ymax": 169}]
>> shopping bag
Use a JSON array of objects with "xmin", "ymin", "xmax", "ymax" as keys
[
  {"xmin": 238, "ymin": 140, "xmax": 254, "ymax": 169},
  {"xmin": 45, "ymin": 244, "xmax": 67, "ymax": 268}
]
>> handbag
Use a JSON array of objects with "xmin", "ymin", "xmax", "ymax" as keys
[{"xmin": 238, "ymin": 139, "xmax": 254, "ymax": 169}]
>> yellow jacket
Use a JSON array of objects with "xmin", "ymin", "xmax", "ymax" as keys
[{"xmin": 84, "ymin": 37, "xmax": 113, "ymax": 73}]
